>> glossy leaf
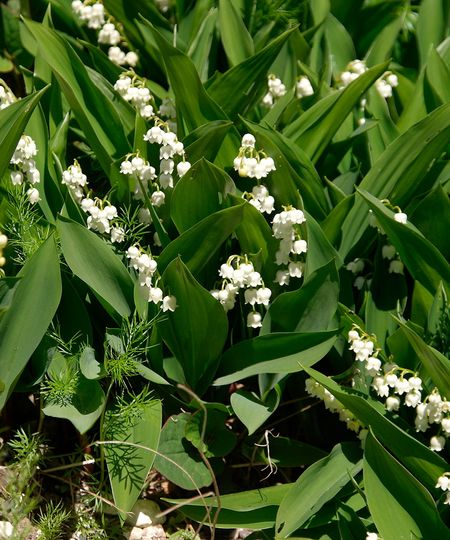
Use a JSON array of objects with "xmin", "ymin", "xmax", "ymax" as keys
[
  {"xmin": 159, "ymin": 258, "xmax": 228, "ymax": 391},
  {"xmin": 154, "ymin": 413, "xmax": 212, "ymax": 491},
  {"xmin": 276, "ymin": 443, "xmax": 362, "ymax": 537},
  {"xmin": 364, "ymin": 431, "xmax": 450, "ymax": 540},
  {"xmin": 0, "ymin": 236, "xmax": 61, "ymax": 410},
  {"xmin": 214, "ymin": 331, "xmax": 337, "ymax": 385},
  {"xmin": 0, "ymin": 86, "xmax": 49, "ymax": 181},
  {"xmin": 57, "ymin": 217, "xmax": 134, "ymax": 318},
  {"xmin": 357, "ymin": 189, "xmax": 450, "ymax": 296},
  {"xmin": 104, "ymin": 396, "xmax": 162, "ymax": 519}
]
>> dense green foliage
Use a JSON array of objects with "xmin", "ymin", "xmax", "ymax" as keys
[{"xmin": 0, "ymin": 0, "xmax": 450, "ymax": 538}]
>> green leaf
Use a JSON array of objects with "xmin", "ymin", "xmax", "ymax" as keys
[
  {"xmin": 364, "ymin": 431, "xmax": 450, "ymax": 540},
  {"xmin": 145, "ymin": 21, "xmax": 227, "ymax": 132},
  {"xmin": 104, "ymin": 395, "xmax": 162, "ymax": 519},
  {"xmin": 214, "ymin": 331, "xmax": 337, "ymax": 385},
  {"xmin": 185, "ymin": 409, "xmax": 236, "ymax": 457},
  {"xmin": 171, "ymin": 159, "xmax": 235, "ymax": 233},
  {"xmin": 270, "ymin": 260, "xmax": 339, "ymax": 333},
  {"xmin": 303, "ymin": 366, "xmax": 448, "ymax": 490},
  {"xmin": 157, "ymin": 203, "xmax": 245, "ymax": 275},
  {"xmin": 357, "ymin": 189, "xmax": 450, "ymax": 296},
  {"xmin": 159, "ymin": 258, "xmax": 228, "ymax": 391},
  {"xmin": 207, "ymin": 27, "xmax": 297, "ymax": 119},
  {"xmin": 165, "ymin": 484, "xmax": 289, "ymax": 529},
  {"xmin": 43, "ymin": 375, "xmax": 105, "ymax": 434},
  {"xmin": 57, "ymin": 217, "xmax": 134, "ymax": 318},
  {"xmin": 184, "ymin": 120, "xmax": 233, "ymax": 163},
  {"xmin": 0, "ymin": 236, "xmax": 61, "ymax": 410},
  {"xmin": 398, "ymin": 321, "xmax": 450, "ymax": 399},
  {"xmin": 410, "ymin": 184, "xmax": 450, "ymax": 261},
  {"xmin": 305, "ymin": 212, "xmax": 342, "ymax": 276},
  {"xmin": 188, "ymin": 8, "xmax": 218, "ymax": 81},
  {"xmin": 417, "ymin": 0, "xmax": 446, "ymax": 68},
  {"xmin": 231, "ymin": 388, "xmax": 280, "ymax": 435},
  {"xmin": 322, "ymin": 194, "xmax": 355, "ymax": 247},
  {"xmin": 79, "ymin": 346, "xmax": 105, "ymax": 380},
  {"xmin": 24, "ymin": 20, "xmax": 130, "ymax": 180},
  {"xmin": 154, "ymin": 413, "xmax": 212, "ymax": 491},
  {"xmin": 339, "ymin": 102, "xmax": 450, "ymax": 258},
  {"xmin": 285, "ymin": 62, "xmax": 389, "ymax": 163},
  {"xmin": 219, "ymin": 0, "xmax": 254, "ymax": 66},
  {"xmin": 337, "ymin": 503, "xmax": 367, "ymax": 539},
  {"xmin": 276, "ymin": 443, "xmax": 363, "ymax": 537},
  {"xmin": 0, "ymin": 86, "xmax": 49, "ymax": 182}
]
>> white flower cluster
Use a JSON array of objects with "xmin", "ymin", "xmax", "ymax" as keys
[
  {"xmin": 381, "ymin": 243, "xmax": 404, "ymax": 274},
  {"xmin": 0, "ymin": 83, "xmax": 15, "ymax": 109},
  {"xmin": 233, "ymin": 134, "xmax": 276, "ymax": 179},
  {"xmin": 272, "ymin": 207, "xmax": 307, "ymax": 286},
  {"xmin": 338, "ymin": 60, "xmax": 398, "ymax": 99},
  {"xmin": 348, "ymin": 328, "xmax": 381, "ymax": 376},
  {"xmin": 346, "ymin": 258, "xmax": 367, "ymax": 290},
  {"xmin": 126, "ymin": 246, "xmax": 176, "ymax": 310},
  {"xmin": 210, "ymin": 255, "xmax": 272, "ymax": 328},
  {"xmin": 370, "ymin": 358, "xmax": 449, "ymax": 452},
  {"xmin": 262, "ymin": 74, "xmax": 286, "ymax": 107},
  {"xmin": 296, "ymin": 76, "xmax": 314, "ymax": 98},
  {"xmin": 436, "ymin": 473, "xmax": 450, "ymax": 505},
  {"xmin": 62, "ymin": 161, "xmax": 125, "ymax": 243},
  {"xmin": 366, "ymin": 533, "xmax": 379, "ymax": 540},
  {"xmin": 81, "ymin": 198, "xmax": 124, "ymax": 242},
  {"xmin": 61, "ymin": 160, "xmax": 88, "ymax": 203},
  {"xmin": 143, "ymin": 124, "xmax": 191, "ymax": 186},
  {"xmin": 114, "ymin": 73, "xmax": 154, "ymax": 119},
  {"xmin": 244, "ymin": 185, "xmax": 275, "ymax": 215},
  {"xmin": 119, "ymin": 154, "xmax": 158, "ymax": 200},
  {"xmin": 0, "ymin": 233, "xmax": 7, "ymax": 269},
  {"xmin": 305, "ymin": 378, "xmax": 366, "ymax": 436},
  {"xmin": 71, "ymin": 1, "xmax": 138, "ymax": 67},
  {"xmin": 10, "ymin": 135, "xmax": 41, "ymax": 205}
]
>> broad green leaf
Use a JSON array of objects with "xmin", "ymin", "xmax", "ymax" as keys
[
  {"xmin": 285, "ymin": 63, "xmax": 389, "ymax": 163},
  {"xmin": 425, "ymin": 47, "xmax": 450, "ymax": 106},
  {"xmin": 79, "ymin": 346, "xmax": 105, "ymax": 380},
  {"xmin": 171, "ymin": 159, "xmax": 235, "ymax": 233},
  {"xmin": 270, "ymin": 260, "xmax": 339, "ymax": 333},
  {"xmin": 157, "ymin": 203, "xmax": 245, "ymax": 275},
  {"xmin": 0, "ymin": 86, "xmax": 49, "ymax": 182},
  {"xmin": 364, "ymin": 431, "xmax": 450, "ymax": 540},
  {"xmin": 303, "ymin": 366, "xmax": 448, "ymax": 490},
  {"xmin": 24, "ymin": 20, "xmax": 131, "ymax": 180},
  {"xmin": 339, "ymin": 102, "xmax": 450, "ymax": 258},
  {"xmin": 104, "ymin": 395, "xmax": 162, "ymax": 519},
  {"xmin": 410, "ymin": 184, "xmax": 450, "ymax": 260},
  {"xmin": 219, "ymin": 0, "xmax": 254, "ymax": 66},
  {"xmin": 154, "ymin": 413, "xmax": 212, "ymax": 491},
  {"xmin": 43, "ymin": 375, "xmax": 105, "ymax": 434},
  {"xmin": 214, "ymin": 331, "xmax": 337, "ymax": 385},
  {"xmin": 188, "ymin": 8, "xmax": 218, "ymax": 81},
  {"xmin": 322, "ymin": 194, "xmax": 355, "ymax": 246},
  {"xmin": 276, "ymin": 443, "xmax": 362, "ymax": 537},
  {"xmin": 159, "ymin": 258, "xmax": 228, "ymax": 391},
  {"xmin": 57, "ymin": 217, "xmax": 134, "ymax": 318},
  {"xmin": 337, "ymin": 503, "xmax": 367, "ymax": 539},
  {"xmin": 165, "ymin": 484, "xmax": 290, "ymax": 529},
  {"xmin": 183, "ymin": 120, "xmax": 233, "ymax": 163},
  {"xmin": 398, "ymin": 322, "xmax": 450, "ymax": 399},
  {"xmin": 0, "ymin": 236, "xmax": 61, "ymax": 410},
  {"xmin": 357, "ymin": 189, "xmax": 450, "ymax": 296},
  {"xmin": 185, "ymin": 409, "xmax": 236, "ymax": 457},
  {"xmin": 365, "ymin": 14, "xmax": 403, "ymax": 66},
  {"xmin": 417, "ymin": 0, "xmax": 446, "ymax": 68},
  {"xmin": 145, "ymin": 21, "xmax": 227, "ymax": 132},
  {"xmin": 324, "ymin": 14, "xmax": 355, "ymax": 74},
  {"xmin": 305, "ymin": 212, "xmax": 342, "ymax": 276},
  {"xmin": 207, "ymin": 27, "xmax": 297, "ymax": 119},
  {"xmin": 231, "ymin": 388, "xmax": 280, "ymax": 435}
]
